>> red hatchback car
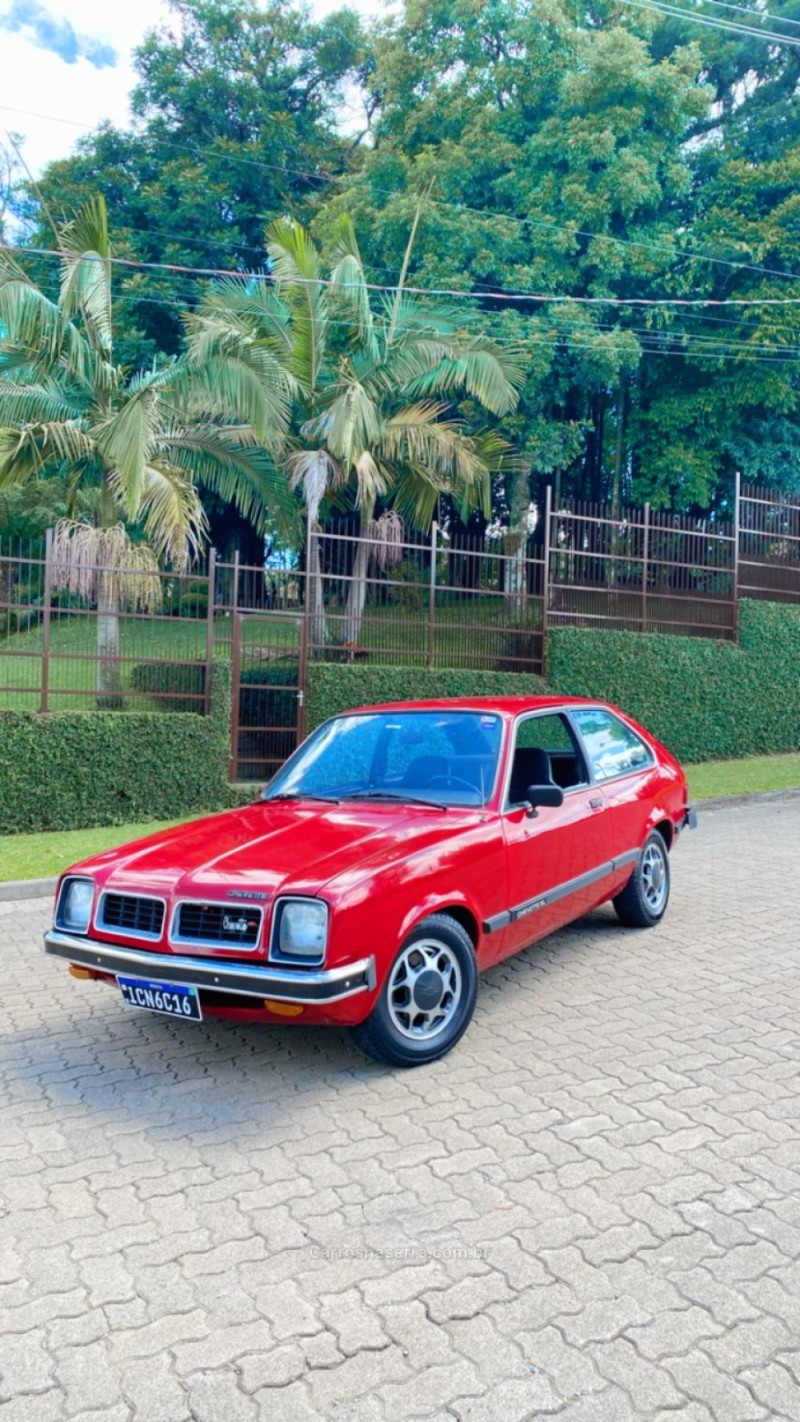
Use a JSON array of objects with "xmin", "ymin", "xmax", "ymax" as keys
[{"xmin": 46, "ymin": 697, "xmax": 696, "ymax": 1066}]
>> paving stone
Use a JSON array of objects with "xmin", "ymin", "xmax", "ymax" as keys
[{"xmin": 4, "ymin": 803, "xmax": 800, "ymax": 1421}]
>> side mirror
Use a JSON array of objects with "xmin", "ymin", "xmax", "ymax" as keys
[{"xmin": 525, "ymin": 783, "xmax": 564, "ymax": 818}]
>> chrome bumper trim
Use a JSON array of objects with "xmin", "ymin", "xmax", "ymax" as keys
[{"xmin": 44, "ymin": 929, "xmax": 376, "ymax": 1004}]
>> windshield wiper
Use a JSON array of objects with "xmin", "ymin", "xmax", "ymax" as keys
[
  {"xmin": 344, "ymin": 790, "xmax": 449, "ymax": 811},
  {"xmin": 268, "ymin": 791, "xmax": 341, "ymax": 804}
]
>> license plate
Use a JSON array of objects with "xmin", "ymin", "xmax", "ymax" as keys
[{"xmin": 118, "ymin": 976, "xmax": 202, "ymax": 1022}]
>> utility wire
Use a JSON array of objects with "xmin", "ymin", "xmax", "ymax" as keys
[
  {"xmin": 619, "ymin": 0, "xmax": 800, "ymax": 44},
  {"xmin": 7, "ymin": 241, "xmax": 800, "ymax": 307},
  {"xmin": 2, "ymin": 102, "xmax": 798, "ymax": 286}
]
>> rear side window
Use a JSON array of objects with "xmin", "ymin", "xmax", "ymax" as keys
[{"xmin": 572, "ymin": 709, "xmax": 653, "ymax": 782}]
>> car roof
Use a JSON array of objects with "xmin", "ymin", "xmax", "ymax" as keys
[{"xmin": 336, "ymin": 696, "xmax": 605, "ymax": 718}]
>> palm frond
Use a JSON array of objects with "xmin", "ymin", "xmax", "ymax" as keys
[
  {"xmin": 0, "ymin": 378, "xmax": 87, "ymax": 426},
  {"xmin": 131, "ymin": 463, "xmax": 207, "ymax": 571},
  {"xmin": 302, "ymin": 380, "xmax": 383, "ymax": 470},
  {"xmin": 158, "ymin": 426, "xmax": 300, "ymax": 542},
  {"xmin": 381, "ymin": 404, "xmax": 492, "ymax": 517},
  {"xmin": 266, "ymin": 218, "xmax": 328, "ymax": 402},
  {"xmin": 176, "ymin": 343, "xmax": 293, "ymax": 449},
  {"xmin": 390, "ymin": 465, "xmax": 446, "ymax": 531},
  {"xmin": 0, "ymin": 266, "xmax": 112, "ymax": 393},
  {"xmin": 58, "ymin": 195, "xmax": 113, "ymax": 358},
  {"xmin": 328, "ymin": 215, "xmax": 377, "ymax": 359},
  {"xmin": 191, "ymin": 278, "xmax": 292, "ymax": 354},
  {"xmin": 94, "ymin": 369, "xmax": 169, "ymax": 519},
  {"xmin": 0, "ymin": 421, "xmax": 96, "ymax": 486},
  {"xmin": 285, "ymin": 447, "xmax": 343, "ymax": 523},
  {"xmin": 402, "ymin": 336, "xmax": 526, "ymax": 416}
]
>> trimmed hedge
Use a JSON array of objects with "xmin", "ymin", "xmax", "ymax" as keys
[
  {"xmin": 306, "ymin": 663, "xmax": 550, "ymax": 733},
  {"xmin": 0, "ymin": 660, "xmax": 233, "ymax": 835},
  {"xmin": 130, "ymin": 660, "xmax": 206, "ymax": 712},
  {"xmin": 547, "ymin": 598, "xmax": 800, "ymax": 763}
]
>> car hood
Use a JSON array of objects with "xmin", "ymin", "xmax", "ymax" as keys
[{"xmin": 76, "ymin": 800, "xmax": 479, "ymax": 902}]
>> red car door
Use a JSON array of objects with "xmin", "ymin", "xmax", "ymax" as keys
[
  {"xmin": 488, "ymin": 712, "xmax": 609, "ymax": 966},
  {"xmin": 569, "ymin": 707, "xmax": 660, "ymax": 862}
]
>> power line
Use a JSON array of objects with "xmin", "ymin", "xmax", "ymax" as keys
[
  {"xmin": 27, "ymin": 273, "xmax": 800, "ymax": 367},
  {"xmin": 8, "ymin": 241, "xmax": 800, "ymax": 308},
  {"xmin": 696, "ymin": 0, "xmax": 800, "ymax": 29},
  {"xmin": 619, "ymin": 0, "xmax": 800, "ymax": 44},
  {"xmin": 2, "ymin": 101, "xmax": 799, "ymax": 286},
  {"xmin": 697, "ymin": 0, "xmax": 800, "ymax": 29}
]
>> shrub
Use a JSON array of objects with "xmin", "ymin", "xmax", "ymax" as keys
[
  {"xmin": 547, "ymin": 598, "xmax": 800, "ymax": 763},
  {"xmin": 129, "ymin": 660, "xmax": 206, "ymax": 712},
  {"xmin": 306, "ymin": 663, "xmax": 550, "ymax": 732},
  {"xmin": 0, "ymin": 660, "xmax": 232, "ymax": 835}
]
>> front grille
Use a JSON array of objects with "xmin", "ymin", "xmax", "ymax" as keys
[
  {"xmin": 100, "ymin": 893, "xmax": 164, "ymax": 938},
  {"xmin": 174, "ymin": 902, "xmax": 262, "ymax": 949}
]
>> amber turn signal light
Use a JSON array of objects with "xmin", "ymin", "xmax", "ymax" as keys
[{"xmin": 263, "ymin": 1000, "xmax": 304, "ymax": 1017}]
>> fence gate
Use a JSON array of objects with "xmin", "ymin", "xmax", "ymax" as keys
[{"xmin": 230, "ymin": 611, "xmax": 307, "ymax": 783}]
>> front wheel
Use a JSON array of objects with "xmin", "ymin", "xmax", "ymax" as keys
[
  {"xmin": 350, "ymin": 914, "xmax": 478, "ymax": 1067},
  {"xmin": 613, "ymin": 831, "xmax": 671, "ymax": 928}
]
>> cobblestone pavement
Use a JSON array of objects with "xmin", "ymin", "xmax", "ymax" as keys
[{"xmin": 3, "ymin": 800, "xmax": 800, "ymax": 1422}]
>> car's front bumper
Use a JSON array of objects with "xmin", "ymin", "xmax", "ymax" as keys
[
  {"xmin": 44, "ymin": 929, "xmax": 376, "ymax": 1004},
  {"xmin": 682, "ymin": 806, "xmax": 698, "ymax": 830}
]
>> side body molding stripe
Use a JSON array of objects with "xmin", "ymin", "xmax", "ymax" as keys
[{"xmin": 482, "ymin": 846, "xmax": 640, "ymax": 934}]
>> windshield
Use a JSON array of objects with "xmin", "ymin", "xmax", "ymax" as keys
[{"xmin": 263, "ymin": 710, "xmax": 504, "ymax": 807}]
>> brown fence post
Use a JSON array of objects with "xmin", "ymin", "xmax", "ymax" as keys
[
  {"xmin": 40, "ymin": 527, "xmax": 53, "ymax": 714},
  {"xmin": 427, "ymin": 520, "xmax": 437, "ymax": 668},
  {"xmin": 733, "ymin": 469, "xmax": 741, "ymax": 641},
  {"xmin": 204, "ymin": 547, "xmax": 216, "ymax": 716},
  {"xmin": 642, "ymin": 502, "xmax": 650, "ymax": 634},
  {"xmin": 541, "ymin": 485, "xmax": 551, "ymax": 675}
]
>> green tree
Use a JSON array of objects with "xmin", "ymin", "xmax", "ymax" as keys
[
  {"xmin": 20, "ymin": 0, "xmax": 367, "ymax": 366},
  {"xmin": 0, "ymin": 196, "xmax": 293, "ymax": 701},
  {"xmin": 188, "ymin": 213, "xmax": 524, "ymax": 643}
]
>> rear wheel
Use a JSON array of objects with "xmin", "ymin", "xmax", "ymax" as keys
[
  {"xmin": 613, "ymin": 831, "xmax": 670, "ymax": 928},
  {"xmin": 350, "ymin": 914, "xmax": 477, "ymax": 1067}
]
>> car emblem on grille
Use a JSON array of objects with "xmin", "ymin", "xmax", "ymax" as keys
[
  {"xmin": 227, "ymin": 890, "xmax": 268, "ymax": 900},
  {"xmin": 222, "ymin": 914, "xmax": 255, "ymax": 934}
]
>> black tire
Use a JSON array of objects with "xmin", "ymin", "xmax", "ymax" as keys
[
  {"xmin": 350, "ymin": 913, "xmax": 478, "ymax": 1067},
  {"xmin": 613, "ymin": 830, "xmax": 671, "ymax": 928}
]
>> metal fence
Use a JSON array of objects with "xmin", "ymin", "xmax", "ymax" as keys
[{"xmin": 2, "ymin": 476, "xmax": 799, "ymax": 780}]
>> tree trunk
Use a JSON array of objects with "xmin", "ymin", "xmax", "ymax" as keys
[
  {"xmin": 308, "ymin": 526, "xmax": 328, "ymax": 650},
  {"xmin": 96, "ymin": 475, "xmax": 123, "ymax": 708},
  {"xmin": 344, "ymin": 526, "xmax": 370, "ymax": 648},
  {"xmin": 504, "ymin": 471, "xmax": 528, "ymax": 619},
  {"xmin": 96, "ymin": 570, "xmax": 122, "ymax": 708}
]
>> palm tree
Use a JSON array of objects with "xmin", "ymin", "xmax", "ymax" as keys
[
  {"xmin": 187, "ymin": 213, "xmax": 525, "ymax": 646},
  {"xmin": 0, "ymin": 197, "xmax": 294, "ymax": 703}
]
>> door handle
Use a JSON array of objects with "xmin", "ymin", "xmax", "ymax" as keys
[{"xmin": 589, "ymin": 795, "xmax": 604, "ymax": 809}]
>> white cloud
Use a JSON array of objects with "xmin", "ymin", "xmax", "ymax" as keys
[{"xmin": 2, "ymin": 0, "xmax": 386, "ymax": 179}]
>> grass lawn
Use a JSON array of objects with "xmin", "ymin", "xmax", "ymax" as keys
[
  {"xmin": 686, "ymin": 752, "xmax": 800, "ymax": 801},
  {"xmin": 0, "ymin": 818, "xmax": 196, "ymax": 883},
  {"xmin": 3, "ymin": 751, "xmax": 799, "ymax": 883}
]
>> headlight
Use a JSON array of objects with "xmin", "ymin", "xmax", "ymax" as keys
[
  {"xmin": 274, "ymin": 899, "xmax": 328, "ymax": 962},
  {"xmin": 56, "ymin": 877, "xmax": 94, "ymax": 934}
]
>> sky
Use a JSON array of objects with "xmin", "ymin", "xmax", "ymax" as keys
[{"xmin": 0, "ymin": 0, "xmax": 379, "ymax": 178}]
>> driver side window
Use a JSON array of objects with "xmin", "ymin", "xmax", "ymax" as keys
[{"xmin": 506, "ymin": 714, "xmax": 588, "ymax": 807}]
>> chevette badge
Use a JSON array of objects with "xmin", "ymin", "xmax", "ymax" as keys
[
  {"xmin": 222, "ymin": 915, "xmax": 255, "ymax": 934},
  {"xmin": 227, "ymin": 890, "xmax": 268, "ymax": 901}
]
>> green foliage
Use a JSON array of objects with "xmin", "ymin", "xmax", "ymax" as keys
[
  {"xmin": 11, "ymin": 0, "xmax": 800, "ymax": 531},
  {"xmin": 547, "ymin": 600, "xmax": 800, "ymax": 763},
  {"xmin": 0, "ymin": 660, "xmax": 231, "ymax": 835},
  {"xmin": 305, "ymin": 663, "xmax": 549, "ymax": 731},
  {"xmin": 239, "ymin": 660, "xmax": 300, "ymax": 730},
  {"xmin": 129, "ymin": 660, "xmax": 206, "ymax": 712}
]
